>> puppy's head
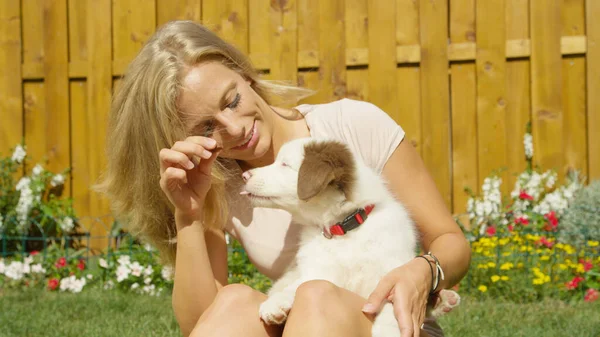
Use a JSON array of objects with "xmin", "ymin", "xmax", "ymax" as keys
[{"xmin": 241, "ymin": 138, "xmax": 356, "ymax": 222}]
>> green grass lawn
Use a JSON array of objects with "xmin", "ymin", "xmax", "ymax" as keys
[{"xmin": 1, "ymin": 288, "xmax": 599, "ymax": 337}]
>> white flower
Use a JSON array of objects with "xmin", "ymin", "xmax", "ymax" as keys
[
  {"xmin": 524, "ymin": 133, "xmax": 533, "ymax": 159},
  {"xmin": 11, "ymin": 145, "xmax": 26, "ymax": 163},
  {"xmin": 32, "ymin": 164, "xmax": 43, "ymax": 176},
  {"xmin": 131, "ymin": 282, "xmax": 140, "ymax": 290},
  {"xmin": 58, "ymin": 217, "xmax": 74, "ymax": 232},
  {"xmin": 104, "ymin": 280, "xmax": 115, "ymax": 290},
  {"xmin": 50, "ymin": 174, "xmax": 65, "ymax": 187},
  {"xmin": 161, "ymin": 266, "xmax": 173, "ymax": 281},
  {"xmin": 31, "ymin": 263, "xmax": 45, "ymax": 274},
  {"xmin": 5, "ymin": 261, "xmax": 25, "ymax": 280},
  {"xmin": 117, "ymin": 255, "xmax": 131, "ymax": 266},
  {"xmin": 99, "ymin": 258, "xmax": 108, "ymax": 268},
  {"xmin": 130, "ymin": 261, "xmax": 143, "ymax": 277},
  {"xmin": 87, "ymin": 274, "xmax": 93, "ymax": 280},
  {"xmin": 15, "ymin": 177, "xmax": 31, "ymax": 191},
  {"xmin": 143, "ymin": 265, "xmax": 153, "ymax": 276},
  {"xmin": 143, "ymin": 284, "xmax": 156, "ymax": 295},
  {"xmin": 59, "ymin": 275, "xmax": 86, "ymax": 293},
  {"xmin": 144, "ymin": 277, "xmax": 152, "ymax": 285},
  {"xmin": 24, "ymin": 256, "xmax": 34, "ymax": 265},
  {"xmin": 116, "ymin": 264, "xmax": 131, "ymax": 282},
  {"xmin": 144, "ymin": 243, "xmax": 153, "ymax": 251}
]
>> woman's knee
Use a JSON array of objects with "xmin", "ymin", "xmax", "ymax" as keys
[{"xmin": 293, "ymin": 280, "xmax": 344, "ymax": 308}]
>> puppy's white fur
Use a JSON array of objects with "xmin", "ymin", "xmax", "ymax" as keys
[{"xmin": 242, "ymin": 138, "xmax": 457, "ymax": 336}]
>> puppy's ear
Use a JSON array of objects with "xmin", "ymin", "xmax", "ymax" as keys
[
  {"xmin": 297, "ymin": 140, "xmax": 356, "ymax": 201},
  {"xmin": 298, "ymin": 158, "xmax": 336, "ymax": 201}
]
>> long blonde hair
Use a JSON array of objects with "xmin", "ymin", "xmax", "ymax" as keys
[{"xmin": 96, "ymin": 20, "xmax": 312, "ymax": 266}]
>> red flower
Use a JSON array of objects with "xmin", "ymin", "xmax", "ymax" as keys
[
  {"xmin": 508, "ymin": 224, "xmax": 515, "ymax": 232},
  {"xmin": 55, "ymin": 257, "xmax": 67, "ymax": 268},
  {"xmin": 29, "ymin": 251, "xmax": 40, "ymax": 256},
  {"xmin": 580, "ymin": 259, "xmax": 593, "ymax": 272},
  {"xmin": 565, "ymin": 276, "xmax": 584, "ymax": 290},
  {"xmin": 77, "ymin": 260, "xmax": 86, "ymax": 271},
  {"xmin": 584, "ymin": 288, "xmax": 599, "ymax": 302},
  {"xmin": 519, "ymin": 190, "xmax": 534, "ymax": 201},
  {"xmin": 514, "ymin": 217, "xmax": 529, "ymax": 226},
  {"xmin": 543, "ymin": 211, "xmax": 558, "ymax": 231},
  {"xmin": 537, "ymin": 236, "xmax": 554, "ymax": 249},
  {"xmin": 486, "ymin": 226, "xmax": 496, "ymax": 236},
  {"xmin": 47, "ymin": 278, "xmax": 59, "ymax": 291}
]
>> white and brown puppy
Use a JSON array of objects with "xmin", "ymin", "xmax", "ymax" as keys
[{"xmin": 241, "ymin": 137, "xmax": 458, "ymax": 336}]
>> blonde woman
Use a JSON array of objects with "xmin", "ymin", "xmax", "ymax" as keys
[{"xmin": 99, "ymin": 21, "xmax": 470, "ymax": 337}]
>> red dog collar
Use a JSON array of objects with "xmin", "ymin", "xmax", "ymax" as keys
[{"xmin": 323, "ymin": 204, "xmax": 375, "ymax": 239}]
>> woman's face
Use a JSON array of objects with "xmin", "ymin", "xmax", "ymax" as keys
[{"xmin": 177, "ymin": 61, "xmax": 275, "ymax": 163}]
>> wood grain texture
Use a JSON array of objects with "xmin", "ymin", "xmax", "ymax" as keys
[
  {"xmin": 586, "ymin": 0, "xmax": 600, "ymax": 180},
  {"xmin": 0, "ymin": 1, "xmax": 23, "ymax": 154},
  {"xmin": 419, "ymin": 0, "xmax": 451, "ymax": 208},
  {"xmin": 530, "ymin": 1, "xmax": 564, "ymax": 178}
]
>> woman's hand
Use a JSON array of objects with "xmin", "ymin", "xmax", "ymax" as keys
[
  {"xmin": 362, "ymin": 258, "xmax": 434, "ymax": 337},
  {"xmin": 159, "ymin": 136, "xmax": 220, "ymax": 230}
]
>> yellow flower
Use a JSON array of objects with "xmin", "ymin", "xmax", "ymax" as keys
[
  {"xmin": 499, "ymin": 238, "xmax": 510, "ymax": 246},
  {"xmin": 559, "ymin": 264, "xmax": 567, "ymax": 270},
  {"xmin": 502, "ymin": 252, "xmax": 511, "ymax": 257},
  {"xmin": 491, "ymin": 275, "xmax": 500, "ymax": 282},
  {"xmin": 500, "ymin": 262, "xmax": 514, "ymax": 270},
  {"xmin": 487, "ymin": 262, "xmax": 496, "ymax": 268},
  {"xmin": 501, "ymin": 276, "xmax": 509, "ymax": 281},
  {"xmin": 517, "ymin": 263, "xmax": 524, "ymax": 268},
  {"xmin": 588, "ymin": 241, "xmax": 599, "ymax": 247},
  {"xmin": 478, "ymin": 285, "xmax": 488, "ymax": 292},
  {"xmin": 475, "ymin": 247, "xmax": 483, "ymax": 253},
  {"xmin": 576, "ymin": 264, "xmax": 585, "ymax": 273},
  {"xmin": 533, "ymin": 278, "xmax": 544, "ymax": 285},
  {"xmin": 477, "ymin": 264, "xmax": 488, "ymax": 269},
  {"xmin": 540, "ymin": 256, "xmax": 550, "ymax": 261}
]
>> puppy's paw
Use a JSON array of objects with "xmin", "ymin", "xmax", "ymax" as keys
[
  {"xmin": 259, "ymin": 294, "xmax": 293, "ymax": 325},
  {"xmin": 430, "ymin": 289, "xmax": 461, "ymax": 318}
]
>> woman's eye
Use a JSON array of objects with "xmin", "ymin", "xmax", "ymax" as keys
[
  {"xmin": 227, "ymin": 93, "xmax": 241, "ymax": 110},
  {"xmin": 202, "ymin": 120, "xmax": 216, "ymax": 136}
]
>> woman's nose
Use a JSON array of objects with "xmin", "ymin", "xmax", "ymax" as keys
[
  {"xmin": 242, "ymin": 170, "xmax": 252, "ymax": 182},
  {"xmin": 216, "ymin": 113, "xmax": 244, "ymax": 140}
]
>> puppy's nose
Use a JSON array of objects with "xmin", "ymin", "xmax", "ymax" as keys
[{"xmin": 242, "ymin": 170, "xmax": 252, "ymax": 182}]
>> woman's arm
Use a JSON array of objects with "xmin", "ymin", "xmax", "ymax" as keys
[
  {"xmin": 381, "ymin": 139, "xmax": 471, "ymax": 290},
  {"xmin": 172, "ymin": 216, "xmax": 229, "ymax": 337}
]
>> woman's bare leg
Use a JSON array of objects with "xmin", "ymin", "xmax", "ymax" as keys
[
  {"xmin": 189, "ymin": 284, "xmax": 283, "ymax": 337},
  {"xmin": 282, "ymin": 280, "xmax": 431, "ymax": 337}
]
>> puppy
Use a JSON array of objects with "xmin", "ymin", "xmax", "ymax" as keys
[{"xmin": 241, "ymin": 137, "xmax": 459, "ymax": 336}]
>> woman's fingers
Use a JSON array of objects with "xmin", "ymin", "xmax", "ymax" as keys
[
  {"xmin": 160, "ymin": 166, "xmax": 188, "ymax": 193},
  {"xmin": 159, "ymin": 139, "xmax": 215, "ymax": 174}
]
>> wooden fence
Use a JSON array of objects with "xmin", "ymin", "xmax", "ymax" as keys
[{"xmin": 1, "ymin": 0, "xmax": 599, "ymax": 239}]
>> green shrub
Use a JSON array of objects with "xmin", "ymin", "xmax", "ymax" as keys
[{"xmin": 558, "ymin": 180, "xmax": 600, "ymax": 247}]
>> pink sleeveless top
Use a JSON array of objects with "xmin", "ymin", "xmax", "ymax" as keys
[{"xmin": 223, "ymin": 98, "xmax": 406, "ymax": 280}]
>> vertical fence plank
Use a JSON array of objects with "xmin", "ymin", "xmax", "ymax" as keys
[
  {"xmin": 22, "ymin": 0, "xmax": 43, "ymax": 73},
  {"xmin": 419, "ymin": 0, "xmax": 451, "ymax": 208},
  {"xmin": 531, "ymin": 1, "xmax": 564, "ymax": 178},
  {"xmin": 345, "ymin": 0, "xmax": 368, "ymax": 102},
  {"xmin": 587, "ymin": 0, "xmax": 600, "ymax": 180},
  {"xmin": 450, "ymin": 0, "xmax": 477, "ymax": 214},
  {"xmin": 23, "ymin": 83, "xmax": 46, "ymax": 165},
  {"xmin": 157, "ymin": 0, "xmax": 202, "ymax": 27},
  {"xmin": 505, "ymin": 0, "xmax": 530, "ymax": 192},
  {"xmin": 68, "ymin": 0, "xmax": 87, "ymax": 64},
  {"xmin": 43, "ymin": 0, "xmax": 70, "ymax": 189},
  {"xmin": 368, "ymin": 1, "xmax": 397, "ymax": 120},
  {"xmin": 562, "ymin": 0, "xmax": 587, "ymax": 178},
  {"xmin": 270, "ymin": 0, "xmax": 298, "ymax": 87},
  {"xmin": 396, "ymin": 0, "xmax": 421, "ymax": 155},
  {"xmin": 86, "ymin": 0, "xmax": 113, "ymax": 249},
  {"xmin": 0, "ymin": 1, "xmax": 22, "ymax": 154},
  {"xmin": 296, "ymin": 0, "xmax": 319, "ymax": 103},
  {"xmin": 202, "ymin": 0, "xmax": 249, "ymax": 54},
  {"xmin": 70, "ymin": 81, "xmax": 91, "ymax": 229},
  {"xmin": 249, "ymin": 0, "xmax": 270, "ymax": 77},
  {"xmin": 314, "ymin": 0, "xmax": 345, "ymax": 102},
  {"xmin": 476, "ymin": 0, "xmax": 507, "ymax": 195},
  {"xmin": 112, "ymin": 0, "xmax": 156, "ymax": 70}
]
